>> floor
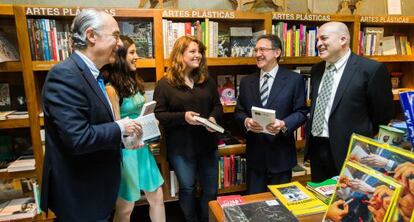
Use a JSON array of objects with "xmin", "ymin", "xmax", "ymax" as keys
[{"xmin": 130, "ymin": 200, "xmax": 185, "ymax": 222}]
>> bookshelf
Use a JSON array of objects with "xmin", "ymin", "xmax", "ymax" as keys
[{"xmin": 1, "ymin": 3, "xmax": 413, "ymax": 214}]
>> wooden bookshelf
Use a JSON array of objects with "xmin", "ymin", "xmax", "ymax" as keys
[
  {"xmin": 2, "ymin": 4, "xmax": 412, "ymax": 213},
  {"xmin": 218, "ymin": 144, "xmax": 246, "ymax": 156},
  {"xmin": 0, "ymin": 118, "xmax": 30, "ymax": 129},
  {"xmin": 218, "ymin": 184, "xmax": 246, "ymax": 194}
]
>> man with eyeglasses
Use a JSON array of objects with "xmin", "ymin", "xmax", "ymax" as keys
[
  {"xmin": 41, "ymin": 9, "xmax": 142, "ymax": 221},
  {"xmin": 235, "ymin": 34, "xmax": 307, "ymax": 194}
]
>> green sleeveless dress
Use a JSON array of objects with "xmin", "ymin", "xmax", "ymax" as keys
[{"xmin": 118, "ymin": 92, "xmax": 164, "ymax": 202}]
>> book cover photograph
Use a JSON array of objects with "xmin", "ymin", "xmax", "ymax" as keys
[
  {"xmin": 223, "ymin": 199, "xmax": 298, "ymax": 222},
  {"xmin": 0, "ymin": 31, "xmax": 19, "ymax": 63},
  {"xmin": 119, "ymin": 20, "xmax": 154, "ymax": 58},
  {"xmin": 324, "ymin": 161, "xmax": 402, "ymax": 222},
  {"xmin": 217, "ymin": 75, "xmax": 236, "ymax": 105},
  {"xmin": 347, "ymin": 134, "xmax": 413, "ymax": 175},
  {"xmin": 268, "ymin": 181, "xmax": 327, "ymax": 216}
]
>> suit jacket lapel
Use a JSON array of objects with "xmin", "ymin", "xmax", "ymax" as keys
[
  {"xmin": 70, "ymin": 53, "xmax": 114, "ymax": 120},
  {"xmin": 330, "ymin": 53, "xmax": 358, "ymax": 115},
  {"xmin": 249, "ymin": 73, "xmax": 261, "ymax": 106},
  {"xmin": 265, "ymin": 67, "xmax": 287, "ymax": 108}
]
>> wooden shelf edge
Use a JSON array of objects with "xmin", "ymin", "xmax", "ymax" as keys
[
  {"xmin": 0, "ymin": 169, "xmax": 36, "ymax": 180},
  {"xmin": 0, "ymin": 61, "xmax": 22, "ymax": 72},
  {"xmin": 0, "ymin": 118, "xmax": 30, "ymax": 129},
  {"xmin": 0, "ymin": 4, "xmax": 14, "ymax": 15},
  {"xmin": 218, "ymin": 144, "xmax": 246, "ymax": 156},
  {"xmin": 368, "ymin": 55, "xmax": 414, "ymax": 62}
]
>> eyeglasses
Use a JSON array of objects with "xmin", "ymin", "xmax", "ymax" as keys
[
  {"xmin": 96, "ymin": 31, "xmax": 120, "ymax": 41},
  {"xmin": 253, "ymin": 47, "xmax": 276, "ymax": 54}
]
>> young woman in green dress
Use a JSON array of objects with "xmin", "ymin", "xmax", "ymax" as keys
[{"xmin": 104, "ymin": 35, "xmax": 165, "ymax": 222}]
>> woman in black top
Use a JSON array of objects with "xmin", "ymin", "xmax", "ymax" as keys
[{"xmin": 154, "ymin": 36, "xmax": 223, "ymax": 222}]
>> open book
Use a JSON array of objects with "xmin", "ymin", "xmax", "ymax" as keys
[
  {"xmin": 194, "ymin": 116, "xmax": 225, "ymax": 133},
  {"xmin": 251, "ymin": 106, "xmax": 276, "ymax": 135}
]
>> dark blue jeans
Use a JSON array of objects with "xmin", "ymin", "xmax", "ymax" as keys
[{"xmin": 169, "ymin": 150, "xmax": 218, "ymax": 222}]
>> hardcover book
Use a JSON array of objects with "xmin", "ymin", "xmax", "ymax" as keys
[{"xmin": 223, "ymin": 199, "xmax": 298, "ymax": 222}]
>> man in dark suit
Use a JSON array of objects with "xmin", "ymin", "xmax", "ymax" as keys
[
  {"xmin": 41, "ymin": 9, "xmax": 142, "ymax": 221},
  {"xmin": 305, "ymin": 21, "xmax": 394, "ymax": 182},
  {"xmin": 235, "ymin": 34, "xmax": 307, "ymax": 194}
]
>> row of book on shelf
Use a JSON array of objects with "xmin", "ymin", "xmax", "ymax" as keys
[
  {"xmin": 25, "ymin": 19, "xmax": 154, "ymax": 62},
  {"xmin": 218, "ymin": 155, "xmax": 246, "ymax": 189},
  {"xmin": 358, "ymin": 27, "xmax": 412, "ymax": 56},
  {"xmin": 162, "ymin": 19, "xmax": 265, "ymax": 58}
]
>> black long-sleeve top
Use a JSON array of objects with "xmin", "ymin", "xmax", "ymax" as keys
[{"xmin": 154, "ymin": 76, "xmax": 223, "ymax": 159}]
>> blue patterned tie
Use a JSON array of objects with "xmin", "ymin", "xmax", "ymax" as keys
[
  {"xmin": 97, "ymin": 74, "xmax": 108, "ymax": 98},
  {"xmin": 311, "ymin": 65, "xmax": 336, "ymax": 136},
  {"xmin": 260, "ymin": 73, "xmax": 270, "ymax": 106}
]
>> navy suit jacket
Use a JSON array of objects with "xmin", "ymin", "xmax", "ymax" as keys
[
  {"xmin": 235, "ymin": 66, "xmax": 307, "ymax": 173},
  {"xmin": 41, "ymin": 53, "xmax": 122, "ymax": 221},
  {"xmin": 305, "ymin": 53, "xmax": 394, "ymax": 171}
]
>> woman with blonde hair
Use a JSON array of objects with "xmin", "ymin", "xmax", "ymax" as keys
[{"xmin": 154, "ymin": 36, "xmax": 223, "ymax": 222}]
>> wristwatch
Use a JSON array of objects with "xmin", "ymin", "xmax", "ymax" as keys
[{"xmin": 281, "ymin": 126, "xmax": 288, "ymax": 134}]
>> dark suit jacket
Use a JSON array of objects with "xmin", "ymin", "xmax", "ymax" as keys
[
  {"xmin": 305, "ymin": 53, "xmax": 394, "ymax": 171},
  {"xmin": 235, "ymin": 66, "xmax": 307, "ymax": 173},
  {"xmin": 41, "ymin": 53, "xmax": 122, "ymax": 221}
]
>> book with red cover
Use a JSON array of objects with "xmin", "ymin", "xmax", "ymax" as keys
[{"xmin": 217, "ymin": 195, "xmax": 244, "ymax": 208}]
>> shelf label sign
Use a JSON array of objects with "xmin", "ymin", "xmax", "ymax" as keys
[
  {"xmin": 25, "ymin": 7, "xmax": 117, "ymax": 16},
  {"xmin": 272, "ymin": 13, "xmax": 331, "ymax": 21},
  {"xmin": 163, "ymin": 10, "xmax": 235, "ymax": 19},
  {"xmin": 360, "ymin": 16, "xmax": 409, "ymax": 23}
]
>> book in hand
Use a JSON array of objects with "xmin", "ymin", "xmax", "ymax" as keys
[
  {"xmin": 217, "ymin": 195, "xmax": 244, "ymax": 208},
  {"xmin": 223, "ymin": 199, "xmax": 298, "ymax": 222},
  {"xmin": 123, "ymin": 113, "xmax": 161, "ymax": 149},
  {"xmin": 251, "ymin": 106, "xmax": 276, "ymax": 135},
  {"xmin": 0, "ymin": 197, "xmax": 37, "ymax": 221},
  {"xmin": 194, "ymin": 116, "xmax": 225, "ymax": 133},
  {"xmin": 140, "ymin": 101, "xmax": 156, "ymax": 117},
  {"xmin": 268, "ymin": 181, "xmax": 327, "ymax": 216},
  {"xmin": 6, "ymin": 156, "xmax": 35, "ymax": 172}
]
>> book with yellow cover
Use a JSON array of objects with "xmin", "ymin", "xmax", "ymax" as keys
[
  {"xmin": 268, "ymin": 181, "xmax": 327, "ymax": 216},
  {"xmin": 323, "ymin": 161, "xmax": 402, "ymax": 222},
  {"xmin": 344, "ymin": 134, "xmax": 413, "ymax": 222}
]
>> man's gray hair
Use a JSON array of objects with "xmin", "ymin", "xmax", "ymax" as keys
[{"xmin": 70, "ymin": 9, "xmax": 106, "ymax": 50}]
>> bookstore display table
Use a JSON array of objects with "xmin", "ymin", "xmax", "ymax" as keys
[{"xmin": 208, "ymin": 192, "xmax": 325, "ymax": 222}]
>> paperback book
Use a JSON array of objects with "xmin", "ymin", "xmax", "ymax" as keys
[
  {"xmin": 251, "ymin": 106, "xmax": 276, "ymax": 135},
  {"xmin": 323, "ymin": 161, "xmax": 402, "ymax": 222},
  {"xmin": 0, "ymin": 197, "xmax": 37, "ymax": 221},
  {"xmin": 217, "ymin": 195, "xmax": 244, "ymax": 208},
  {"xmin": 194, "ymin": 116, "xmax": 225, "ymax": 133},
  {"xmin": 268, "ymin": 181, "xmax": 327, "ymax": 216}
]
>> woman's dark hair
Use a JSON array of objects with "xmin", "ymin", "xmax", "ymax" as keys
[{"xmin": 103, "ymin": 35, "xmax": 144, "ymax": 98}]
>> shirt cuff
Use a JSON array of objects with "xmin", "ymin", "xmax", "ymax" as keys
[{"xmin": 115, "ymin": 120, "xmax": 125, "ymax": 137}]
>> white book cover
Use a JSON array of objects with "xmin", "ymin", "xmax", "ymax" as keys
[
  {"xmin": 0, "ymin": 197, "xmax": 37, "ymax": 221},
  {"xmin": 140, "ymin": 101, "xmax": 157, "ymax": 117},
  {"xmin": 251, "ymin": 106, "xmax": 276, "ymax": 135},
  {"xmin": 7, "ymin": 156, "xmax": 35, "ymax": 172},
  {"xmin": 135, "ymin": 113, "xmax": 161, "ymax": 143},
  {"xmin": 194, "ymin": 116, "xmax": 225, "ymax": 133}
]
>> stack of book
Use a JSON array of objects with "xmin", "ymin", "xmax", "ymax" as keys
[
  {"xmin": 268, "ymin": 181, "xmax": 327, "ymax": 216},
  {"xmin": 306, "ymin": 178, "xmax": 337, "ymax": 204}
]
